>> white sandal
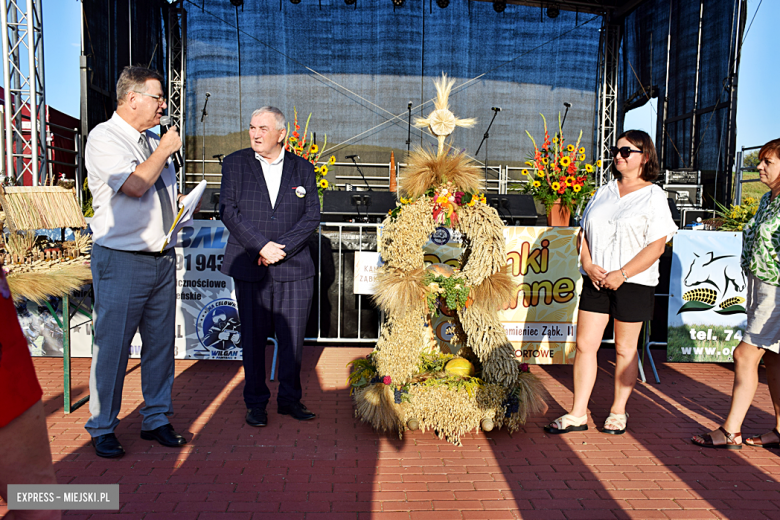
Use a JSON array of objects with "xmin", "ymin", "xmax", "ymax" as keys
[
  {"xmin": 603, "ymin": 412, "xmax": 628, "ymax": 435},
  {"xmin": 544, "ymin": 413, "xmax": 588, "ymax": 434}
]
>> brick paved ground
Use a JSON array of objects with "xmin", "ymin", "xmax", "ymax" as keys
[{"xmin": 2, "ymin": 347, "xmax": 779, "ymax": 519}]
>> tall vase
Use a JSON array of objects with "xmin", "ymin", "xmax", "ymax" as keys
[{"xmin": 547, "ymin": 199, "xmax": 571, "ymax": 227}]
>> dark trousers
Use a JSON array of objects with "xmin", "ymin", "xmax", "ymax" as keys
[{"xmin": 234, "ymin": 275, "xmax": 313, "ymax": 408}]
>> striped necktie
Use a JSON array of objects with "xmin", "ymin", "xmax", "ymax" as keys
[{"xmin": 139, "ymin": 135, "xmax": 174, "ymax": 236}]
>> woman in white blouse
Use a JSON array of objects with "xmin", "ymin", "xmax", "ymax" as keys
[{"xmin": 545, "ymin": 130, "xmax": 677, "ymax": 435}]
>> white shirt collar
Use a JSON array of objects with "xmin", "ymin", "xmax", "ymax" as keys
[
  {"xmin": 255, "ymin": 148, "xmax": 285, "ymax": 166},
  {"xmin": 110, "ymin": 112, "xmax": 146, "ymax": 143}
]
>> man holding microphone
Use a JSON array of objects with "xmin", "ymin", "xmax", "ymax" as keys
[{"xmin": 84, "ymin": 66, "xmax": 187, "ymax": 458}]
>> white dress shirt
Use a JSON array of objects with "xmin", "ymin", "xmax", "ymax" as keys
[
  {"xmin": 256, "ymin": 149, "xmax": 285, "ymax": 208},
  {"xmin": 86, "ymin": 112, "xmax": 178, "ymax": 252},
  {"xmin": 580, "ymin": 179, "xmax": 678, "ymax": 286}
]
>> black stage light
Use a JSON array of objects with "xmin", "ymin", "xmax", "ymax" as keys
[
  {"xmin": 345, "ymin": 0, "xmax": 356, "ymax": 4},
  {"xmin": 493, "ymin": 0, "xmax": 506, "ymax": 13},
  {"xmin": 392, "ymin": 0, "xmax": 405, "ymax": 6},
  {"xmin": 229, "ymin": 0, "xmax": 243, "ymax": 6},
  {"xmin": 290, "ymin": 0, "xmax": 301, "ymax": 4},
  {"xmin": 436, "ymin": 0, "xmax": 449, "ymax": 7},
  {"xmin": 547, "ymin": 5, "xmax": 560, "ymax": 18}
]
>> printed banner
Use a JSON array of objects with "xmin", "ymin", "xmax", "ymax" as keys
[
  {"xmin": 17, "ymin": 289, "xmax": 93, "ymax": 358},
  {"xmin": 174, "ymin": 221, "xmax": 239, "ymax": 360},
  {"xmin": 498, "ymin": 227, "xmax": 582, "ymax": 364},
  {"xmin": 667, "ymin": 230, "xmax": 747, "ymax": 362}
]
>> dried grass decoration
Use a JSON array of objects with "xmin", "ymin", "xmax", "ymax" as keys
[
  {"xmin": 0, "ymin": 184, "xmax": 92, "ymax": 302},
  {"xmin": 349, "ymin": 74, "xmax": 547, "ymax": 445}
]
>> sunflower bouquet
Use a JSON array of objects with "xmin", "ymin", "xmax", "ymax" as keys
[
  {"xmin": 712, "ymin": 197, "xmax": 759, "ymax": 231},
  {"xmin": 519, "ymin": 113, "xmax": 596, "ymax": 215},
  {"xmin": 284, "ymin": 107, "xmax": 336, "ymax": 202}
]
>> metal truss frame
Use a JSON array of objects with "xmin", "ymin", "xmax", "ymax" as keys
[
  {"xmin": 594, "ymin": 18, "xmax": 621, "ymax": 187},
  {"xmin": 1, "ymin": 0, "xmax": 46, "ymax": 186},
  {"xmin": 168, "ymin": 3, "xmax": 186, "ymax": 191}
]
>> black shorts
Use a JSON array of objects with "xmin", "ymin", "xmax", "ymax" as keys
[{"xmin": 578, "ymin": 275, "xmax": 656, "ymax": 323}]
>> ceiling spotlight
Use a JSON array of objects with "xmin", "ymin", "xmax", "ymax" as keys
[
  {"xmin": 493, "ymin": 0, "xmax": 506, "ymax": 13},
  {"xmin": 345, "ymin": 0, "xmax": 356, "ymax": 4},
  {"xmin": 547, "ymin": 6, "xmax": 560, "ymax": 18},
  {"xmin": 391, "ymin": 0, "xmax": 405, "ymax": 6},
  {"xmin": 436, "ymin": 0, "xmax": 449, "ymax": 7},
  {"xmin": 290, "ymin": 0, "xmax": 301, "ymax": 4},
  {"xmin": 229, "ymin": 0, "xmax": 243, "ymax": 5}
]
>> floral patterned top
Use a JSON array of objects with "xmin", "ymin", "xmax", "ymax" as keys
[{"xmin": 741, "ymin": 191, "xmax": 780, "ymax": 286}]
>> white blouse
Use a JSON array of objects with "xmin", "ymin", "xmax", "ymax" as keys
[{"xmin": 580, "ymin": 180, "xmax": 678, "ymax": 287}]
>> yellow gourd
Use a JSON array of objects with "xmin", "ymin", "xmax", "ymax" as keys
[{"xmin": 445, "ymin": 357, "xmax": 474, "ymax": 377}]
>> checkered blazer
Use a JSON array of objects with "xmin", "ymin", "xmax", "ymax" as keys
[{"xmin": 219, "ymin": 148, "xmax": 320, "ymax": 283}]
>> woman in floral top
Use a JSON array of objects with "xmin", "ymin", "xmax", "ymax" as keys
[{"xmin": 693, "ymin": 138, "xmax": 780, "ymax": 449}]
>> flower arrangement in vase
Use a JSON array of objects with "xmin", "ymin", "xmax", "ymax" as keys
[
  {"xmin": 284, "ymin": 107, "xmax": 336, "ymax": 204},
  {"xmin": 518, "ymin": 113, "xmax": 596, "ymax": 225}
]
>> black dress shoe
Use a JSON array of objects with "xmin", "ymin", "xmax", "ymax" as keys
[
  {"xmin": 140, "ymin": 424, "xmax": 187, "ymax": 447},
  {"xmin": 277, "ymin": 402, "xmax": 316, "ymax": 421},
  {"xmin": 246, "ymin": 406, "xmax": 268, "ymax": 427},
  {"xmin": 91, "ymin": 433, "xmax": 125, "ymax": 458}
]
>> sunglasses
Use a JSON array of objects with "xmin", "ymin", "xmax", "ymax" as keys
[{"xmin": 609, "ymin": 146, "xmax": 643, "ymax": 159}]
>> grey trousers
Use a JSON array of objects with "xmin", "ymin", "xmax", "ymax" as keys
[{"xmin": 85, "ymin": 243, "xmax": 176, "ymax": 436}]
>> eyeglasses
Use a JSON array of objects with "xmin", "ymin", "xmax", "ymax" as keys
[
  {"xmin": 132, "ymin": 91, "xmax": 166, "ymax": 105},
  {"xmin": 609, "ymin": 146, "xmax": 643, "ymax": 159}
]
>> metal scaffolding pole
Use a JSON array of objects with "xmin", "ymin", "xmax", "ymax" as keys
[
  {"xmin": 167, "ymin": 3, "xmax": 186, "ymax": 191},
  {"xmin": 1, "ymin": 0, "xmax": 46, "ymax": 186},
  {"xmin": 594, "ymin": 18, "xmax": 621, "ymax": 187}
]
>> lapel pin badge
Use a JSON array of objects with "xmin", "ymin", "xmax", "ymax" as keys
[{"xmin": 295, "ymin": 186, "xmax": 306, "ymax": 198}]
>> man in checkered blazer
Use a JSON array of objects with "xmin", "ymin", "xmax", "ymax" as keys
[{"xmin": 220, "ymin": 106, "xmax": 320, "ymax": 426}]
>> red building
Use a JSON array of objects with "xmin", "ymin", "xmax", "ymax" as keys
[{"xmin": 0, "ymin": 86, "xmax": 80, "ymax": 186}]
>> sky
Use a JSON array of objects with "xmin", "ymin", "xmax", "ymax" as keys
[{"xmin": 36, "ymin": 0, "xmax": 780, "ymax": 158}]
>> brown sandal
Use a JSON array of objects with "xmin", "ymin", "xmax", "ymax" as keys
[
  {"xmin": 691, "ymin": 426, "xmax": 742, "ymax": 450},
  {"xmin": 745, "ymin": 428, "xmax": 780, "ymax": 449}
]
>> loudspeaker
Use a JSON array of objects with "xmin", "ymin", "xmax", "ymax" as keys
[
  {"xmin": 322, "ymin": 191, "xmax": 397, "ymax": 221},
  {"xmin": 484, "ymin": 194, "xmax": 537, "ymax": 225},
  {"xmin": 199, "ymin": 188, "xmax": 220, "ymax": 215}
]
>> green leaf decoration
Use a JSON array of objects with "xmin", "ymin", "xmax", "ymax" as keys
[
  {"xmin": 715, "ymin": 305, "xmax": 747, "ymax": 315},
  {"xmin": 677, "ymin": 301, "xmax": 715, "ymax": 314}
]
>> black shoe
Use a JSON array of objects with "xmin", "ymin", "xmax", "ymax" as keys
[
  {"xmin": 245, "ymin": 406, "xmax": 268, "ymax": 427},
  {"xmin": 91, "ymin": 433, "xmax": 125, "ymax": 458},
  {"xmin": 277, "ymin": 402, "xmax": 316, "ymax": 421},
  {"xmin": 140, "ymin": 424, "xmax": 187, "ymax": 447}
]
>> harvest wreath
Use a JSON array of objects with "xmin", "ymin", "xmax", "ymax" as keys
[{"xmin": 348, "ymin": 75, "xmax": 546, "ymax": 445}]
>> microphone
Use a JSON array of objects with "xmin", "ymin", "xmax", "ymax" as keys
[
  {"xmin": 200, "ymin": 92, "xmax": 211, "ymax": 122},
  {"xmin": 561, "ymin": 102, "xmax": 572, "ymax": 131},
  {"xmin": 491, "ymin": 107, "xmax": 502, "ymax": 112},
  {"xmin": 345, "ymin": 154, "xmax": 360, "ymax": 160},
  {"xmin": 159, "ymin": 116, "xmax": 183, "ymax": 170},
  {"xmin": 407, "ymin": 101, "xmax": 413, "ymax": 110}
]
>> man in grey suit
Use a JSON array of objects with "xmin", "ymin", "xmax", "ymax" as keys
[{"xmin": 85, "ymin": 66, "xmax": 189, "ymax": 458}]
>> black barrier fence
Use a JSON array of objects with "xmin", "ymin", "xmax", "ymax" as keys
[{"xmin": 306, "ymin": 224, "xmax": 382, "ymax": 342}]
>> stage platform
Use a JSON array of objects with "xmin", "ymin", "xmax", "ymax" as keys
[{"xmin": 4, "ymin": 347, "xmax": 779, "ymax": 519}]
